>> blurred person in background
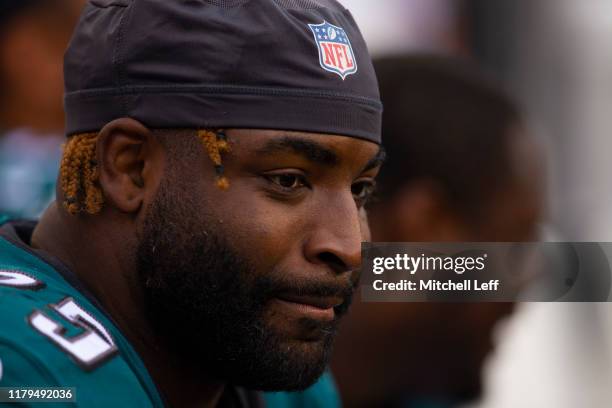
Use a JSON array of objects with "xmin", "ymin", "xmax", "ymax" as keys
[
  {"xmin": 332, "ymin": 55, "xmax": 546, "ymax": 408},
  {"xmin": 0, "ymin": 0, "xmax": 84, "ymax": 218}
]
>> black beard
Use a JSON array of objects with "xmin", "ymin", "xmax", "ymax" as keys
[{"xmin": 135, "ymin": 181, "xmax": 352, "ymax": 391}]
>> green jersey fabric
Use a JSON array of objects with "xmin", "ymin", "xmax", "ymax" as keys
[
  {"xmin": 264, "ymin": 371, "xmax": 341, "ymax": 408},
  {"xmin": 0, "ymin": 221, "xmax": 165, "ymax": 408},
  {"xmin": 0, "ymin": 219, "xmax": 341, "ymax": 408}
]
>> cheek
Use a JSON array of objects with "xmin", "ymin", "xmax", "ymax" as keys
[
  {"xmin": 359, "ymin": 208, "xmax": 371, "ymax": 242},
  {"xmin": 206, "ymin": 186, "xmax": 311, "ymax": 271}
]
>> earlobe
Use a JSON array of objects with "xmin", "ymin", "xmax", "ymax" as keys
[
  {"xmin": 396, "ymin": 182, "xmax": 470, "ymax": 242},
  {"xmin": 96, "ymin": 118, "xmax": 156, "ymax": 214},
  {"xmin": 393, "ymin": 182, "xmax": 456, "ymax": 241}
]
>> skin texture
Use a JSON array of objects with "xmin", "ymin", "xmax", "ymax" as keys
[
  {"xmin": 332, "ymin": 127, "xmax": 546, "ymax": 407},
  {"xmin": 31, "ymin": 118, "xmax": 382, "ymax": 408}
]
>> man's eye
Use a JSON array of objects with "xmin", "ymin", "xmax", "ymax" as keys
[
  {"xmin": 352, "ymin": 181, "xmax": 376, "ymax": 205},
  {"xmin": 267, "ymin": 174, "xmax": 307, "ymax": 190}
]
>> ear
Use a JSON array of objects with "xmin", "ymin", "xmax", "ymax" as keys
[
  {"xmin": 390, "ymin": 181, "xmax": 467, "ymax": 242},
  {"xmin": 96, "ymin": 118, "xmax": 161, "ymax": 214}
]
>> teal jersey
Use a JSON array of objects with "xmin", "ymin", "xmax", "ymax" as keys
[
  {"xmin": 0, "ymin": 219, "xmax": 341, "ymax": 407},
  {"xmin": 0, "ymin": 221, "xmax": 165, "ymax": 408},
  {"xmin": 264, "ymin": 371, "xmax": 341, "ymax": 408}
]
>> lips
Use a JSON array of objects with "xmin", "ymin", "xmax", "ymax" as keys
[
  {"xmin": 276, "ymin": 293, "xmax": 344, "ymax": 310},
  {"xmin": 271, "ymin": 292, "xmax": 346, "ymax": 323}
]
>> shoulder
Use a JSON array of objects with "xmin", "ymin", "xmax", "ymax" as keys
[
  {"xmin": 0, "ymin": 235, "xmax": 91, "ymax": 355},
  {"xmin": 0, "ymin": 236, "xmax": 161, "ymax": 407}
]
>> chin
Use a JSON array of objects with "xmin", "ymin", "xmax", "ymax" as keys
[{"xmin": 227, "ymin": 320, "xmax": 335, "ymax": 392}]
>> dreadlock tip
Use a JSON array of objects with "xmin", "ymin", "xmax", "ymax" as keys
[
  {"xmin": 218, "ymin": 140, "xmax": 230, "ymax": 152},
  {"xmin": 216, "ymin": 177, "xmax": 230, "ymax": 190}
]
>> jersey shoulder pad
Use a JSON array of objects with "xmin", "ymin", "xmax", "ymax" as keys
[{"xmin": 0, "ymin": 238, "xmax": 162, "ymax": 407}]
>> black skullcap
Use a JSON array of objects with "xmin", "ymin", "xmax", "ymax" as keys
[{"xmin": 64, "ymin": 0, "xmax": 382, "ymax": 143}]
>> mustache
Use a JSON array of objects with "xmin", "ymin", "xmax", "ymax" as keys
[
  {"xmin": 264, "ymin": 276, "xmax": 357, "ymax": 316},
  {"xmin": 267, "ymin": 274, "xmax": 356, "ymax": 297}
]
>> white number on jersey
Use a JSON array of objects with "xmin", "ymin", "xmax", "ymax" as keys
[
  {"xmin": 28, "ymin": 297, "xmax": 118, "ymax": 370},
  {"xmin": 0, "ymin": 270, "xmax": 45, "ymax": 290}
]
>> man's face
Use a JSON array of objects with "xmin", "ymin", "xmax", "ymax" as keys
[
  {"xmin": 471, "ymin": 129, "xmax": 545, "ymax": 241},
  {"xmin": 136, "ymin": 129, "xmax": 382, "ymax": 391}
]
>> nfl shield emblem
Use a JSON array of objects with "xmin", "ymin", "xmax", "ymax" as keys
[{"xmin": 308, "ymin": 21, "xmax": 358, "ymax": 80}]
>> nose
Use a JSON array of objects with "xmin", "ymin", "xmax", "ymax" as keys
[{"xmin": 303, "ymin": 196, "xmax": 363, "ymax": 275}]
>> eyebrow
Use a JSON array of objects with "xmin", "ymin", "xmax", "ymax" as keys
[
  {"xmin": 363, "ymin": 147, "xmax": 386, "ymax": 172},
  {"xmin": 255, "ymin": 137, "xmax": 339, "ymax": 167}
]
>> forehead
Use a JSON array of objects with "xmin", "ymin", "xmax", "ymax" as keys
[{"xmin": 226, "ymin": 129, "xmax": 381, "ymax": 166}]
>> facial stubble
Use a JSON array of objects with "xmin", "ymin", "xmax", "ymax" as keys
[{"xmin": 135, "ymin": 177, "xmax": 352, "ymax": 391}]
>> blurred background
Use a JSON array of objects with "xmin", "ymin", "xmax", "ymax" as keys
[
  {"xmin": 0, "ymin": 0, "xmax": 84, "ymax": 218},
  {"xmin": 345, "ymin": 1, "xmax": 612, "ymax": 407},
  {"xmin": 1, "ymin": 0, "xmax": 612, "ymax": 407}
]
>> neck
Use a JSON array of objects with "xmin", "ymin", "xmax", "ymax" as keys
[{"xmin": 31, "ymin": 202, "xmax": 226, "ymax": 408}]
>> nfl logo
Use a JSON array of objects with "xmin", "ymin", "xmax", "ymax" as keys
[{"xmin": 308, "ymin": 21, "xmax": 358, "ymax": 80}]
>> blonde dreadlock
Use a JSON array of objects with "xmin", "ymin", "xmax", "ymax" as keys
[
  {"xmin": 197, "ymin": 129, "xmax": 231, "ymax": 190},
  {"xmin": 60, "ymin": 133, "xmax": 103, "ymax": 215},
  {"xmin": 59, "ymin": 129, "xmax": 231, "ymax": 215}
]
